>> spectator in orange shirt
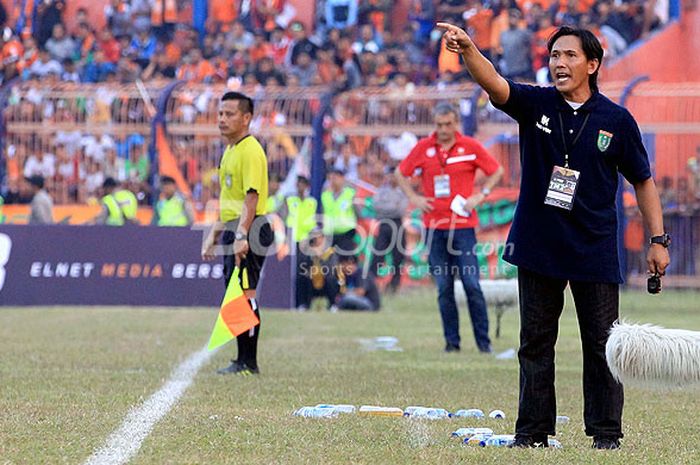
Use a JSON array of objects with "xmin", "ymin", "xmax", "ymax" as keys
[
  {"xmin": 209, "ymin": 0, "xmax": 238, "ymax": 32},
  {"xmin": 253, "ymin": 0, "xmax": 286, "ymax": 33},
  {"xmin": 249, "ymin": 33, "xmax": 272, "ymax": 63},
  {"xmin": 465, "ymin": 0, "xmax": 495, "ymax": 61},
  {"xmin": 176, "ymin": 48, "xmax": 215, "ymax": 83}
]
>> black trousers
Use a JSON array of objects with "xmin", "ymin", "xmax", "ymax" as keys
[
  {"xmin": 370, "ymin": 218, "xmax": 405, "ymax": 290},
  {"xmin": 515, "ymin": 267, "xmax": 623, "ymax": 439}
]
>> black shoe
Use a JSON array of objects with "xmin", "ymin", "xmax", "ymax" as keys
[
  {"xmin": 509, "ymin": 434, "xmax": 549, "ymax": 448},
  {"xmin": 445, "ymin": 343, "xmax": 461, "ymax": 353},
  {"xmin": 216, "ymin": 360, "xmax": 259, "ymax": 376},
  {"xmin": 592, "ymin": 436, "xmax": 620, "ymax": 450}
]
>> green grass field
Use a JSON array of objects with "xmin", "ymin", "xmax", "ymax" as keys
[{"xmin": 1, "ymin": 288, "xmax": 699, "ymax": 465}]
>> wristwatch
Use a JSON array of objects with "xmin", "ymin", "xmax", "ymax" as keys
[
  {"xmin": 650, "ymin": 233, "xmax": 671, "ymax": 248},
  {"xmin": 481, "ymin": 187, "xmax": 491, "ymax": 196},
  {"xmin": 234, "ymin": 231, "xmax": 247, "ymax": 241}
]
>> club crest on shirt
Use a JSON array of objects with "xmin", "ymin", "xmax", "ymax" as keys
[
  {"xmin": 225, "ymin": 174, "xmax": 232, "ymax": 188},
  {"xmin": 426, "ymin": 147, "xmax": 436, "ymax": 157},
  {"xmin": 597, "ymin": 130, "xmax": 613, "ymax": 152}
]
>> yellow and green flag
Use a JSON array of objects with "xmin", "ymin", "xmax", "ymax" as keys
[{"xmin": 207, "ymin": 267, "xmax": 259, "ymax": 351}]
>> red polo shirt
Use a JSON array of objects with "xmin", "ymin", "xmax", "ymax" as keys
[{"xmin": 399, "ymin": 132, "xmax": 500, "ymax": 230}]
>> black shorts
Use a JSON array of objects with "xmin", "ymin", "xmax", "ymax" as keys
[{"xmin": 222, "ymin": 216, "xmax": 274, "ymax": 291}]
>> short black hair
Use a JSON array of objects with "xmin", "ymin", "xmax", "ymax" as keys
[
  {"xmin": 221, "ymin": 91, "xmax": 254, "ymax": 115},
  {"xmin": 297, "ymin": 175, "xmax": 310, "ymax": 185},
  {"xmin": 547, "ymin": 26, "xmax": 604, "ymax": 93},
  {"xmin": 103, "ymin": 177, "xmax": 118, "ymax": 189},
  {"xmin": 161, "ymin": 175, "xmax": 176, "ymax": 185},
  {"xmin": 26, "ymin": 175, "xmax": 44, "ymax": 189}
]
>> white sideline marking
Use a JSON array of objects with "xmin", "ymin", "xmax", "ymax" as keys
[{"xmin": 82, "ymin": 346, "xmax": 215, "ymax": 465}]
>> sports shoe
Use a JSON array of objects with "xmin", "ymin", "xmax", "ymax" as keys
[
  {"xmin": 444, "ymin": 343, "xmax": 461, "ymax": 353},
  {"xmin": 508, "ymin": 434, "xmax": 549, "ymax": 448},
  {"xmin": 216, "ymin": 360, "xmax": 259, "ymax": 376},
  {"xmin": 592, "ymin": 436, "xmax": 620, "ymax": 450}
]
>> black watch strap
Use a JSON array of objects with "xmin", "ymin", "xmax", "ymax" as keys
[{"xmin": 650, "ymin": 233, "xmax": 671, "ymax": 248}]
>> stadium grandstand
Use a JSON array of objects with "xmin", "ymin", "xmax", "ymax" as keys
[{"xmin": 0, "ymin": 0, "xmax": 699, "ymax": 289}]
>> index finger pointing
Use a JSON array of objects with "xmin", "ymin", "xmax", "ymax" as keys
[{"xmin": 436, "ymin": 22, "xmax": 457, "ymax": 31}]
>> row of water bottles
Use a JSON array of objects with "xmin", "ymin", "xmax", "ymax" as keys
[
  {"xmin": 452, "ymin": 428, "xmax": 562, "ymax": 448},
  {"xmin": 293, "ymin": 404, "xmax": 356, "ymax": 418}
]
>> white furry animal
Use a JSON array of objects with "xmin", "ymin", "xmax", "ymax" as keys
[
  {"xmin": 455, "ymin": 279, "xmax": 519, "ymax": 338},
  {"xmin": 606, "ymin": 321, "xmax": 700, "ymax": 389}
]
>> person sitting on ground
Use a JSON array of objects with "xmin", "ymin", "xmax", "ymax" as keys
[
  {"xmin": 336, "ymin": 255, "xmax": 381, "ymax": 311},
  {"xmin": 296, "ymin": 228, "xmax": 340, "ymax": 311}
]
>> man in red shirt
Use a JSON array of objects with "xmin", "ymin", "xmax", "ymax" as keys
[{"xmin": 396, "ymin": 103, "xmax": 503, "ymax": 353}]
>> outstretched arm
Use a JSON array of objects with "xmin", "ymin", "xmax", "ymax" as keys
[{"xmin": 436, "ymin": 22, "xmax": 510, "ymax": 105}]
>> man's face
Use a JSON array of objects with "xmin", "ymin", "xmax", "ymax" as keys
[
  {"xmin": 549, "ymin": 35, "xmax": 598, "ymax": 98},
  {"xmin": 330, "ymin": 172, "xmax": 344, "ymax": 190},
  {"xmin": 161, "ymin": 182, "xmax": 176, "ymax": 197},
  {"xmin": 52, "ymin": 24, "xmax": 64, "ymax": 39},
  {"xmin": 218, "ymin": 100, "xmax": 251, "ymax": 139},
  {"xmin": 297, "ymin": 180, "xmax": 308, "ymax": 194},
  {"xmin": 435, "ymin": 112, "xmax": 458, "ymax": 143}
]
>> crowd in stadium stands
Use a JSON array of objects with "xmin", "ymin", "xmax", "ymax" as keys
[
  {"xmin": 0, "ymin": 0, "xmax": 668, "ymax": 88},
  {"xmin": 0, "ymin": 0, "xmax": 674, "ymax": 218}
]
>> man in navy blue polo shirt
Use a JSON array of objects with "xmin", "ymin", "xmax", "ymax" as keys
[{"xmin": 436, "ymin": 23, "xmax": 670, "ymax": 449}]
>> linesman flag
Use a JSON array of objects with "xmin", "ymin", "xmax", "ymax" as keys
[{"xmin": 207, "ymin": 267, "xmax": 259, "ymax": 351}]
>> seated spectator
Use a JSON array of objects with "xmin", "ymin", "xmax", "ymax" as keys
[
  {"xmin": 98, "ymin": 29, "xmax": 121, "ymax": 64},
  {"xmin": 289, "ymin": 21, "xmax": 318, "ymax": 66},
  {"xmin": 127, "ymin": 29, "xmax": 157, "ymax": 69},
  {"xmin": 176, "ymin": 48, "xmax": 215, "ymax": 83},
  {"xmin": 104, "ymin": 0, "xmax": 132, "ymax": 38},
  {"xmin": 82, "ymin": 50, "xmax": 117, "ymax": 83},
  {"xmin": 352, "ymin": 24, "xmax": 380, "ymax": 54},
  {"xmin": 45, "ymin": 24, "xmax": 76, "ymax": 62},
  {"xmin": 296, "ymin": 229, "xmax": 340, "ymax": 311},
  {"xmin": 23, "ymin": 150, "xmax": 56, "ymax": 179},
  {"xmin": 61, "ymin": 59, "xmax": 80, "ymax": 82},
  {"xmin": 290, "ymin": 51, "xmax": 318, "ymax": 86},
  {"xmin": 74, "ymin": 23, "xmax": 95, "ymax": 61},
  {"xmin": 226, "ymin": 20, "xmax": 255, "ymax": 53},
  {"xmin": 254, "ymin": 56, "xmax": 285, "ymax": 86},
  {"xmin": 336, "ymin": 255, "xmax": 381, "ymax": 311}
]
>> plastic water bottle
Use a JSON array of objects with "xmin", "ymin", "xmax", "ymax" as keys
[
  {"xmin": 293, "ymin": 406, "xmax": 338, "ymax": 418},
  {"xmin": 451, "ymin": 427, "xmax": 494, "ymax": 439},
  {"xmin": 359, "ymin": 405, "xmax": 404, "ymax": 416},
  {"xmin": 408, "ymin": 407, "xmax": 451, "ymax": 420},
  {"xmin": 484, "ymin": 435, "xmax": 516, "ymax": 447},
  {"xmin": 465, "ymin": 434, "xmax": 491, "ymax": 447},
  {"xmin": 453, "ymin": 409, "xmax": 485, "ymax": 419},
  {"xmin": 556, "ymin": 415, "xmax": 570, "ymax": 424},
  {"xmin": 315, "ymin": 404, "xmax": 356, "ymax": 414},
  {"xmin": 548, "ymin": 438, "xmax": 563, "ymax": 449},
  {"xmin": 489, "ymin": 409, "xmax": 506, "ymax": 419},
  {"xmin": 403, "ymin": 406, "xmax": 426, "ymax": 417}
]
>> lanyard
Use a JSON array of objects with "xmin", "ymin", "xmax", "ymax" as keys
[{"xmin": 557, "ymin": 112, "xmax": 590, "ymax": 168}]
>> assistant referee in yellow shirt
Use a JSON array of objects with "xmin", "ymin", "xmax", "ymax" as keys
[{"xmin": 202, "ymin": 91, "xmax": 273, "ymax": 375}]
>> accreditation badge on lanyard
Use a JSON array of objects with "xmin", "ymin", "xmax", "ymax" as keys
[
  {"xmin": 544, "ymin": 166, "xmax": 580, "ymax": 210},
  {"xmin": 433, "ymin": 147, "xmax": 451, "ymax": 198},
  {"xmin": 544, "ymin": 111, "xmax": 590, "ymax": 210}
]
